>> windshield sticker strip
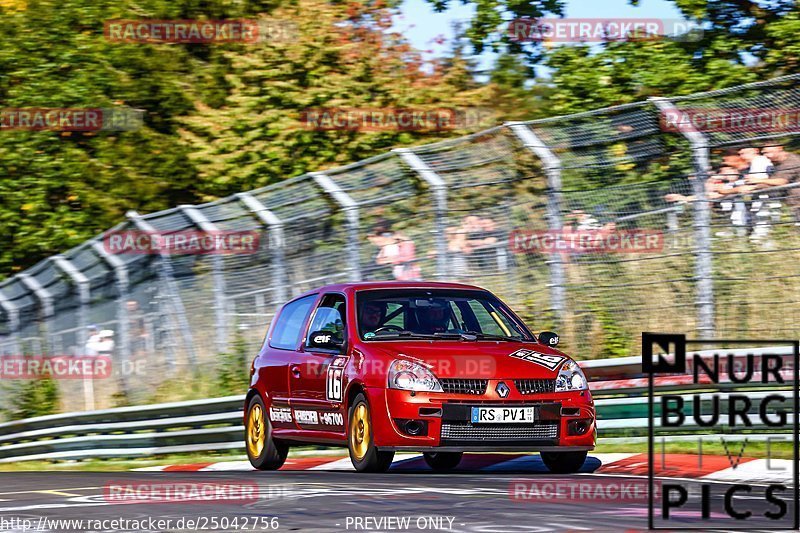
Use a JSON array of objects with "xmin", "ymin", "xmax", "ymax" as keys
[{"xmin": 509, "ymin": 349, "xmax": 565, "ymax": 371}]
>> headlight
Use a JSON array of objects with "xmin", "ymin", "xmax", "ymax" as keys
[
  {"xmin": 388, "ymin": 359, "xmax": 443, "ymax": 392},
  {"xmin": 555, "ymin": 360, "xmax": 588, "ymax": 392}
]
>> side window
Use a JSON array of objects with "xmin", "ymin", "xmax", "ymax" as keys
[
  {"xmin": 269, "ymin": 295, "xmax": 317, "ymax": 350},
  {"xmin": 306, "ymin": 294, "xmax": 346, "ymax": 346}
]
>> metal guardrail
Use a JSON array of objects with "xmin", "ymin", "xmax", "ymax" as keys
[
  {"xmin": 0, "ymin": 395, "xmax": 245, "ymax": 463},
  {"xmin": 0, "ymin": 348, "xmax": 793, "ymax": 462}
]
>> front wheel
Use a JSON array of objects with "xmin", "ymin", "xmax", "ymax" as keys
[
  {"xmin": 423, "ymin": 452, "xmax": 462, "ymax": 471},
  {"xmin": 540, "ymin": 451, "xmax": 587, "ymax": 474},
  {"xmin": 245, "ymin": 395, "xmax": 288, "ymax": 470},
  {"xmin": 348, "ymin": 393, "xmax": 394, "ymax": 472}
]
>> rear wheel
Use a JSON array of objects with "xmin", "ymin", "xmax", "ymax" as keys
[
  {"xmin": 423, "ymin": 452, "xmax": 462, "ymax": 471},
  {"xmin": 348, "ymin": 393, "xmax": 394, "ymax": 472},
  {"xmin": 245, "ymin": 395, "xmax": 288, "ymax": 470},
  {"xmin": 540, "ymin": 451, "xmax": 587, "ymax": 474}
]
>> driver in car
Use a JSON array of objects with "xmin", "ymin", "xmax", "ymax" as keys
[
  {"xmin": 415, "ymin": 302, "xmax": 451, "ymax": 334},
  {"xmin": 360, "ymin": 301, "xmax": 387, "ymax": 335}
]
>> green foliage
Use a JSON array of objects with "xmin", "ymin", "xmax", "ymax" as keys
[
  {"xmin": 0, "ymin": 376, "xmax": 60, "ymax": 420},
  {"xmin": 423, "ymin": 0, "xmax": 565, "ymax": 65},
  {"xmin": 440, "ymin": 0, "xmax": 799, "ymax": 109},
  {"xmin": 215, "ymin": 328, "xmax": 251, "ymax": 396},
  {"xmin": 180, "ymin": 0, "xmax": 495, "ymax": 199},
  {"xmin": 0, "ymin": 0, "xmax": 496, "ymax": 278},
  {"xmin": 588, "ymin": 303, "xmax": 630, "ymax": 360}
]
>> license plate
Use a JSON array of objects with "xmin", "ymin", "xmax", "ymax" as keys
[{"xmin": 470, "ymin": 406, "xmax": 535, "ymax": 424}]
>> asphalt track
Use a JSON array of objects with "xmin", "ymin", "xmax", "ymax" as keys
[{"xmin": 0, "ymin": 456, "xmax": 793, "ymax": 532}]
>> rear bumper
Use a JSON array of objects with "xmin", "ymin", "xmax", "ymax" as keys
[{"xmin": 365, "ymin": 385, "xmax": 596, "ymax": 450}]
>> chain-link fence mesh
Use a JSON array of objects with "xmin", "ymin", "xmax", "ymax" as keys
[{"xmin": 3, "ymin": 74, "xmax": 800, "ymax": 412}]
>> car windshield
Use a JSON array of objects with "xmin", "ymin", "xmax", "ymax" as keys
[{"xmin": 356, "ymin": 289, "xmax": 533, "ymax": 341}]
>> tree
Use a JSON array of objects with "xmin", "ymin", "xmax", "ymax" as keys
[
  {"xmin": 446, "ymin": 0, "xmax": 800, "ymax": 111},
  {"xmin": 0, "ymin": 0, "xmax": 495, "ymax": 276},
  {"xmin": 423, "ymin": 0, "xmax": 565, "ymax": 69},
  {"xmin": 179, "ymin": 0, "xmax": 494, "ymax": 198}
]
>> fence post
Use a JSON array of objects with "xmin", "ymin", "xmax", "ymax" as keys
[
  {"xmin": 310, "ymin": 172, "xmax": 362, "ymax": 281},
  {"xmin": 0, "ymin": 288, "xmax": 20, "ymax": 355},
  {"xmin": 52, "ymin": 255, "xmax": 95, "ymax": 409},
  {"xmin": 394, "ymin": 148, "xmax": 449, "ymax": 279},
  {"xmin": 92, "ymin": 239, "xmax": 131, "ymax": 399},
  {"xmin": 650, "ymin": 98, "xmax": 715, "ymax": 338},
  {"xmin": 236, "ymin": 192, "xmax": 288, "ymax": 303},
  {"xmin": 507, "ymin": 122, "xmax": 566, "ymax": 327},
  {"xmin": 126, "ymin": 211, "xmax": 197, "ymax": 367},
  {"xmin": 52, "ymin": 255, "xmax": 91, "ymax": 353},
  {"xmin": 180, "ymin": 205, "xmax": 228, "ymax": 355},
  {"xmin": 17, "ymin": 272, "xmax": 54, "ymax": 354}
]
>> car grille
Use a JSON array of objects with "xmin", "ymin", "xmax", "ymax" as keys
[
  {"xmin": 440, "ymin": 379, "xmax": 488, "ymax": 395},
  {"xmin": 514, "ymin": 379, "xmax": 556, "ymax": 395},
  {"xmin": 440, "ymin": 422, "xmax": 558, "ymax": 441}
]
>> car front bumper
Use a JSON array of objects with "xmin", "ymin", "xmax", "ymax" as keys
[{"xmin": 366, "ymin": 384, "xmax": 596, "ymax": 450}]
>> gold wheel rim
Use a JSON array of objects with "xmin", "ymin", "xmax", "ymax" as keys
[
  {"xmin": 247, "ymin": 404, "xmax": 266, "ymax": 458},
  {"xmin": 350, "ymin": 403, "xmax": 370, "ymax": 461}
]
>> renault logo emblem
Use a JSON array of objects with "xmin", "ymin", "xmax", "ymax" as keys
[{"xmin": 496, "ymin": 382, "xmax": 510, "ymax": 398}]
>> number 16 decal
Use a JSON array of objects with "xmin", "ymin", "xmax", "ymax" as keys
[{"xmin": 326, "ymin": 356, "xmax": 348, "ymax": 401}]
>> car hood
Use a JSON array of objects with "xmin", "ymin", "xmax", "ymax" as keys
[{"xmin": 362, "ymin": 340, "xmax": 573, "ymax": 379}]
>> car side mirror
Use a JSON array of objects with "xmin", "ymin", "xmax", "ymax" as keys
[
  {"xmin": 308, "ymin": 330, "xmax": 345, "ymax": 351},
  {"xmin": 538, "ymin": 331, "xmax": 559, "ymax": 347}
]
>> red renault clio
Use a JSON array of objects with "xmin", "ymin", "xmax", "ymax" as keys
[{"xmin": 244, "ymin": 281, "xmax": 595, "ymax": 473}]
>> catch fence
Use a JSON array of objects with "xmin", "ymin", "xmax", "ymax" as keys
[{"xmin": 2, "ymin": 74, "xmax": 800, "ymax": 410}]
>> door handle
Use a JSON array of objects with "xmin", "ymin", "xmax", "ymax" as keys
[{"xmin": 290, "ymin": 365, "xmax": 301, "ymax": 378}]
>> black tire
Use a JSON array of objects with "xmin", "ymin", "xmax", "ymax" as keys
[
  {"xmin": 347, "ymin": 393, "xmax": 394, "ymax": 472},
  {"xmin": 245, "ymin": 395, "xmax": 289, "ymax": 470},
  {"xmin": 540, "ymin": 451, "xmax": 587, "ymax": 474},
  {"xmin": 423, "ymin": 452, "xmax": 463, "ymax": 471}
]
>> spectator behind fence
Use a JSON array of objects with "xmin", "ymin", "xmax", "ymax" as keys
[
  {"xmin": 444, "ymin": 215, "xmax": 501, "ymax": 274},
  {"xmin": 665, "ymin": 150, "xmax": 749, "ymax": 205},
  {"xmin": 85, "ymin": 325, "xmax": 101, "ymax": 356},
  {"xmin": 96, "ymin": 329, "xmax": 115, "ymax": 355},
  {"xmin": 445, "ymin": 226, "xmax": 468, "ymax": 278},
  {"xmin": 741, "ymin": 146, "xmax": 783, "ymax": 240},
  {"xmin": 761, "ymin": 145, "xmax": 800, "ymax": 222},
  {"xmin": 126, "ymin": 300, "xmax": 147, "ymax": 357},
  {"xmin": 368, "ymin": 220, "xmax": 420, "ymax": 281},
  {"xmin": 739, "ymin": 147, "xmax": 773, "ymax": 180},
  {"xmin": 461, "ymin": 215, "xmax": 499, "ymax": 271},
  {"xmin": 567, "ymin": 209, "xmax": 603, "ymax": 230}
]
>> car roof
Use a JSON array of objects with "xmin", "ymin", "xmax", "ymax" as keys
[{"xmin": 293, "ymin": 280, "xmax": 489, "ymax": 300}]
